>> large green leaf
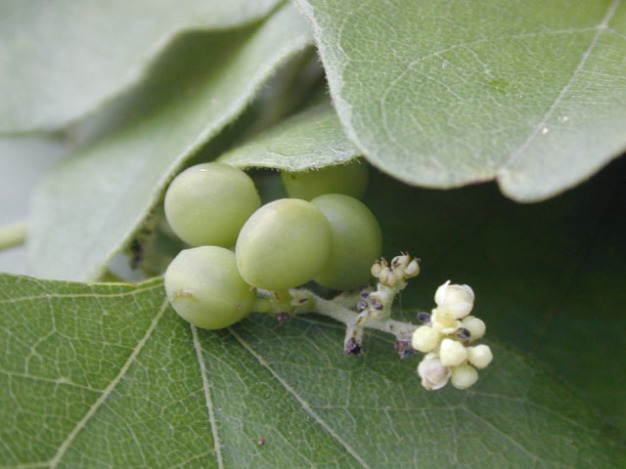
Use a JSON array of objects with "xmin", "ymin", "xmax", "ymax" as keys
[
  {"xmin": 27, "ymin": 4, "xmax": 312, "ymax": 282},
  {"xmin": 365, "ymin": 158, "xmax": 626, "ymax": 438},
  {"xmin": 0, "ymin": 0, "xmax": 282, "ymax": 133},
  {"xmin": 1, "ymin": 273, "xmax": 623, "ymax": 467},
  {"xmin": 4, "ymin": 159, "xmax": 626, "ymax": 467},
  {"xmin": 295, "ymin": 0, "xmax": 626, "ymax": 201}
]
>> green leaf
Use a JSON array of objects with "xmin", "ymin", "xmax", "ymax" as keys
[
  {"xmin": 27, "ymin": 4, "xmax": 312, "ymax": 282},
  {"xmin": 218, "ymin": 103, "xmax": 360, "ymax": 170},
  {"xmin": 0, "ymin": 0, "xmax": 283, "ymax": 133},
  {"xmin": 2, "ymin": 273, "xmax": 624, "ymax": 467},
  {"xmin": 296, "ymin": 0, "xmax": 626, "ymax": 201},
  {"xmin": 364, "ymin": 158, "xmax": 626, "ymax": 439}
]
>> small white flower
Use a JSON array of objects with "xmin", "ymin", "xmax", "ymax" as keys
[
  {"xmin": 439, "ymin": 338, "xmax": 469, "ymax": 367},
  {"xmin": 404, "ymin": 259, "xmax": 420, "ymax": 277},
  {"xmin": 450, "ymin": 364, "xmax": 478, "ymax": 390},
  {"xmin": 379, "ymin": 265, "xmax": 391, "ymax": 283},
  {"xmin": 461, "ymin": 316, "xmax": 486, "ymax": 341},
  {"xmin": 431, "ymin": 307, "xmax": 461, "ymax": 334},
  {"xmin": 391, "ymin": 254, "xmax": 410, "ymax": 270},
  {"xmin": 434, "ymin": 281, "xmax": 475, "ymax": 319},
  {"xmin": 417, "ymin": 353, "xmax": 451, "ymax": 391},
  {"xmin": 411, "ymin": 325, "xmax": 441, "ymax": 353},
  {"xmin": 387, "ymin": 269, "xmax": 404, "ymax": 286},
  {"xmin": 467, "ymin": 344, "xmax": 493, "ymax": 369}
]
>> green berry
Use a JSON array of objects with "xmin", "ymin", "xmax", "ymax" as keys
[
  {"xmin": 164, "ymin": 246, "xmax": 254, "ymax": 330},
  {"xmin": 281, "ymin": 160, "xmax": 369, "ymax": 200},
  {"xmin": 310, "ymin": 194, "xmax": 382, "ymax": 290},
  {"xmin": 235, "ymin": 198, "xmax": 332, "ymax": 290},
  {"xmin": 164, "ymin": 162, "xmax": 261, "ymax": 247}
]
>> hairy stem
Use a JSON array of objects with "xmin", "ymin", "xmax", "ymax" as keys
[
  {"xmin": 0, "ymin": 221, "xmax": 28, "ymax": 251},
  {"xmin": 296, "ymin": 290, "xmax": 417, "ymax": 341}
]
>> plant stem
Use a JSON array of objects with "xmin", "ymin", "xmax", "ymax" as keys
[
  {"xmin": 0, "ymin": 221, "xmax": 28, "ymax": 251},
  {"xmin": 297, "ymin": 290, "xmax": 417, "ymax": 341}
]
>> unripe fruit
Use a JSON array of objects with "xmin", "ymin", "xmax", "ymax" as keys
[
  {"xmin": 164, "ymin": 163, "xmax": 261, "ymax": 247},
  {"xmin": 164, "ymin": 246, "xmax": 254, "ymax": 329},
  {"xmin": 235, "ymin": 198, "xmax": 332, "ymax": 291},
  {"xmin": 310, "ymin": 194, "xmax": 382, "ymax": 290},
  {"xmin": 281, "ymin": 160, "xmax": 369, "ymax": 200}
]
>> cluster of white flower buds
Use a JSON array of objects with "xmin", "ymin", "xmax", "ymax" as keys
[
  {"xmin": 412, "ymin": 281, "xmax": 493, "ymax": 391},
  {"xmin": 371, "ymin": 253, "xmax": 420, "ymax": 287},
  {"xmin": 358, "ymin": 254, "xmax": 420, "ymax": 323}
]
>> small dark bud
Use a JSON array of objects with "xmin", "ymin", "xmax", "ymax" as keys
[
  {"xmin": 357, "ymin": 301, "xmax": 368, "ymax": 312},
  {"xmin": 344, "ymin": 338, "xmax": 362, "ymax": 356},
  {"xmin": 129, "ymin": 239, "xmax": 143, "ymax": 269},
  {"xmin": 360, "ymin": 290, "xmax": 370, "ymax": 299},
  {"xmin": 417, "ymin": 312, "xmax": 431, "ymax": 323},
  {"xmin": 457, "ymin": 328, "xmax": 471, "ymax": 339},
  {"xmin": 394, "ymin": 340, "xmax": 416, "ymax": 359},
  {"xmin": 275, "ymin": 312, "xmax": 291, "ymax": 323}
]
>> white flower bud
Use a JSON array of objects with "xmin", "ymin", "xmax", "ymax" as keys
[
  {"xmin": 461, "ymin": 316, "xmax": 486, "ymax": 341},
  {"xmin": 450, "ymin": 364, "xmax": 478, "ymax": 390},
  {"xmin": 371, "ymin": 262, "xmax": 382, "ymax": 277},
  {"xmin": 467, "ymin": 344, "xmax": 493, "ymax": 369},
  {"xmin": 434, "ymin": 281, "xmax": 474, "ymax": 319},
  {"xmin": 391, "ymin": 254, "xmax": 410, "ymax": 270},
  {"xmin": 439, "ymin": 338, "xmax": 469, "ymax": 367},
  {"xmin": 431, "ymin": 307, "xmax": 461, "ymax": 334},
  {"xmin": 391, "ymin": 269, "xmax": 404, "ymax": 285},
  {"xmin": 417, "ymin": 353, "xmax": 451, "ymax": 391},
  {"xmin": 379, "ymin": 265, "xmax": 391, "ymax": 283},
  {"xmin": 405, "ymin": 259, "xmax": 420, "ymax": 277},
  {"xmin": 411, "ymin": 326, "xmax": 441, "ymax": 353}
]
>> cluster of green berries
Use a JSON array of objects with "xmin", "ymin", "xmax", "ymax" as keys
[
  {"xmin": 412, "ymin": 281, "xmax": 493, "ymax": 390},
  {"xmin": 161, "ymin": 159, "xmax": 493, "ymax": 392},
  {"xmin": 163, "ymin": 160, "xmax": 381, "ymax": 330}
]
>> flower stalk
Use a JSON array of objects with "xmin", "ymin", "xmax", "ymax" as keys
[{"xmin": 255, "ymin": 253, "xmax": 493, "ymax": 392}]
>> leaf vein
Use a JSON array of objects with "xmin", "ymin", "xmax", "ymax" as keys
[
  {"xmin": 229, "ymin": 328, "xmax": 373, "ymax": 469},
  {"xmin": 192, "ymin": 325, "xmax": 224, "ymax": 469},
  {"xmin": 503, "ymin": 0, "xmax": 621, "ymax": 168},
  {"xmin": 45, "ymin": 298, "xmax": 169, "ymax": 468},
  {"xmin": 3, "ymin": 371, "xmax": 104, "ymax": 394},
  {"xmin": 0, "ymin": 282, "xmax": 163, "ymax": 305}
]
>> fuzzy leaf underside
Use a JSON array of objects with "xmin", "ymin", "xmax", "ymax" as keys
[
  {"xmin": 218, "ymin": 103, "xmax": 360, "ymax": 171},
  {"xmin": 0, "ymin": 0, "xmax": 282, "ymax": 133},
  {"xmin": 295, "ymin": 0, "xmax": 626, "ymax": 201},
  {"xmin": 27, "ymin": 4, "xmax": 312, "ymax": 282}
]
